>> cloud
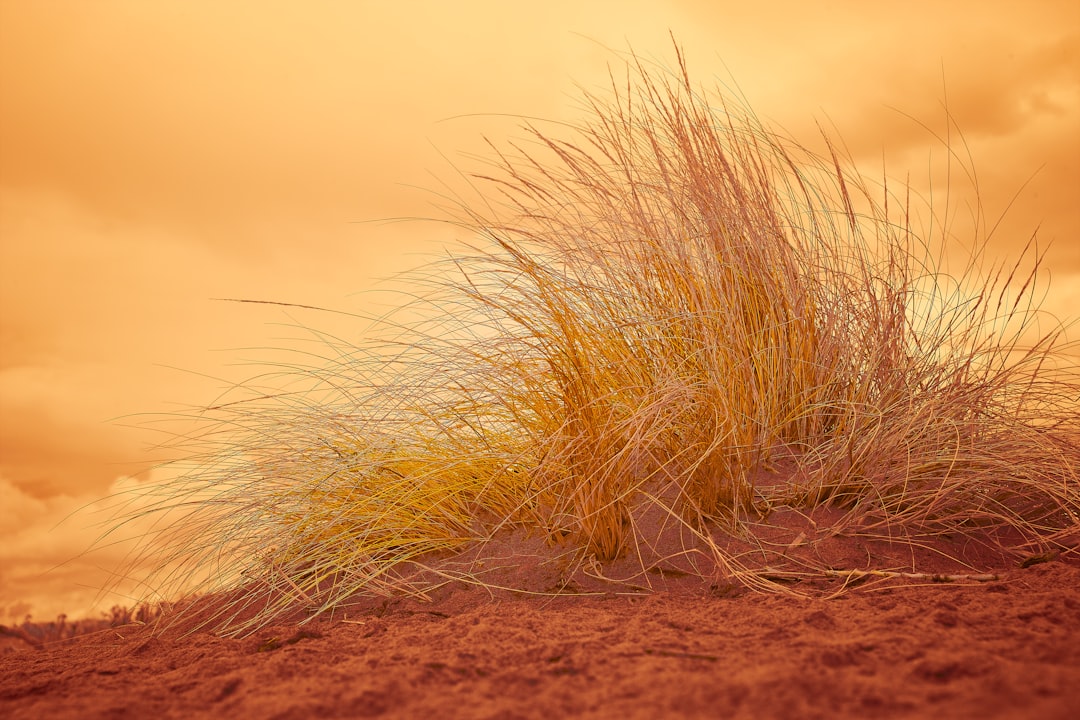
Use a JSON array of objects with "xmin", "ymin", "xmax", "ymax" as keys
[
  {"xmin": 0, "ymin": 2, "xmax": 632, "ymax": 242},
  {"xmin": 0, "ymin": 472, "xmax": 164, "ymax": 622},
  {"xmin": 0, "ymin": 188, "xmax": 458, "ymax": 499}
]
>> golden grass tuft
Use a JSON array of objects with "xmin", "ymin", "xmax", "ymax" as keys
[{"xmin": 107, "ymin": 45, "xmax": 1079, "ymax": 636}]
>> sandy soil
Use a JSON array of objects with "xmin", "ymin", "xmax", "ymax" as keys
[{"xmin": 2, "ymin": 557, "xmax": 1078, "ymax": 719}]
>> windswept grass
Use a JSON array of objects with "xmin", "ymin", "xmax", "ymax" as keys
[{"xmin": 108, "ymin": 46, "xmax": 1079, "ymax": 636}]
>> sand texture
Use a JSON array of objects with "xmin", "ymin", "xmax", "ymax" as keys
[{"xmin": 2, "ymin": 559, "xmax": 1078, "ymax": 719}]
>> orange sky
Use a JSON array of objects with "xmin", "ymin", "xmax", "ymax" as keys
[{"xmin": 1, "ymin": 1, "xmax": 1078, "ymax": 621}]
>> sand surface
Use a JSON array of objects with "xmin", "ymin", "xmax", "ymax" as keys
[{"xmin": 2, "ymin": 559, "xmax": 1078, "ymax": 719}]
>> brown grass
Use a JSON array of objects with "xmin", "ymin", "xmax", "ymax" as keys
[{"xmin": 103, "ymin": 43, "xmax": 1079, "ymax": 636}]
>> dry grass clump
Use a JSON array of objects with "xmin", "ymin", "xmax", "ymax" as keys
[{"xmin": 109, "ymin": 47, "xmax": 1079, "ymax": 636}]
